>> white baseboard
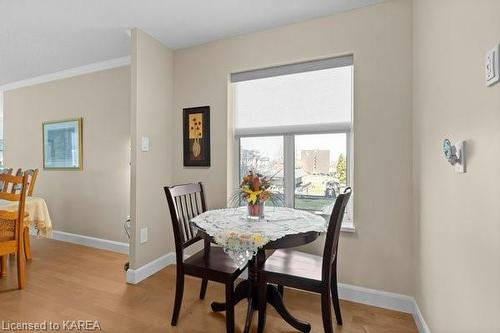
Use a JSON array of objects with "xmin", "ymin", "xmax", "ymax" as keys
[
  {"xmin": 47, "ymin": 230, "xmax": 129, "ymax": 255},
  {"xmin": 337, "ymin": 283, "xmax": 430, "ymax": 332},
  {"xmin": 126, "ymin": 251, "xmax": 430, "ymax": 332},
  {"xmin": 126, "ymin": 252, "xmax": 176, "ymax": 284},
  {"xmin": 412, "ymin": 299, "xmax": 431, "ymax": 333},
  {"xmin": 338, "ymin": 283, "xmax": 415, "ymax": 313}
]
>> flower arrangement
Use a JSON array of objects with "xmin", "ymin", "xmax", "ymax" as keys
[{"xmin": 231, "ymin": 170, "xmax": 282, "ymax": 218}]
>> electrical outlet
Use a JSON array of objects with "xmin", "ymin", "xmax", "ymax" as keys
[
  {"xmin": 140, "ymin": 227, "xmax": 148, "ymax": 244},
  {"xmin": 486, "ymin": 44, "xmax": 499, "ymax": 86}
]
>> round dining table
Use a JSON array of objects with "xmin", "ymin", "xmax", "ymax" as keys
[{"xmin": 190, "ymin": 206, "xmax": 328, "ymax": 333}]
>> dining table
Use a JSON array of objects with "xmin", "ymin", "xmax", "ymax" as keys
[
  {"xmin": 191, "ymin": 206, "xmax": 327, "ymax": 333},
  {"xmin": 0, "ymin": 196, "xmax": 53, "ymax": 237}
]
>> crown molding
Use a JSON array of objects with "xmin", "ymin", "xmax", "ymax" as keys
[{"xmin": 0, "ymin": 56, "xmax": 131, "ymax": 92}]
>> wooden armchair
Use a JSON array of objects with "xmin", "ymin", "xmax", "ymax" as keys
[{"xmin": 0, "ymin": 173, "xmax": 29, "ymax": 289}]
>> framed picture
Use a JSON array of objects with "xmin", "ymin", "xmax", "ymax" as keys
[
  {"xmin": 43, "ymin": 118, "xmax": 83, "ymax": 170},
  {"xmin": 183, "ymin": 106, "xmax": 210, "ymax": 167}
]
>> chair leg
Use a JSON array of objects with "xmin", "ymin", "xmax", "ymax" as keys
[
  {"xmin": 24, "ymin": 227, "xmax": 32, "ymax": 261},
  {"xmin": 17, "ymin": 250, "xmax": 25, "ymax": 289},
  {"xmin": 225, "ymin": 282, "xmax": 235, "ymax": 333},
  {"xmin": 257, "ymin": 282, "xmax": 268, "ymax": 333},
  {"xmin": 321, "ymin": 289, "xmax": 333, "ymax": 333},
  {"xmin": 331, "ymin": 259, "xmax": 342, "ymax": 325},
  {"xmin": 0, "ymin": 255, "xmax": 7, "ymax": 277},
  {"xmin": 199, "ymin": 278, "xmax": 208, "ymax": 300},
  {"xmin": 171, "ymin": 272, "xmax": 185, "ymax": 326},
  {"xmin": 277, "ymin": 284, "xmax": 284, "ymax": 296},
  {"xmin": 331, "ymin": 273, "xmax": 342, "ymax": 325}
]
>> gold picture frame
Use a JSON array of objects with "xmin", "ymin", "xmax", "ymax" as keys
[{"xmin": 42, "ymin": 118, "xmax": 83, "ymax": 170}]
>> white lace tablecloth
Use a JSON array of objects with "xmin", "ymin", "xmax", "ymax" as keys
[
  {"xmin": 191, "ymin": 207, "xmax": 327, "ymax": 268},
  {"xmin": 0, "ymin": 196, "xmax": 53, "ymax": 237}
]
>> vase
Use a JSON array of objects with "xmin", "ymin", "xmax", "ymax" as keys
[
  {"xmin": 192, "ymin": 138, "xmax": 201, "ymax": 158},
  {"xmin": 247, "ymin": 202, "xmax": 265, "ymax": 220}
]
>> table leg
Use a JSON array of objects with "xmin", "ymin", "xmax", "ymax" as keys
[
  {"xmin": 24, "ymin": 226, "xmax": 32, "ymax": 261},
  {"xmin": 211, "ymin": 279, "xmax": 250, "ymax": 312},
  {"xmin": 210, "ymin": 250, "xmax": 311, "ymax": 333},
  {"xmin": 243, "ymin": 297, "xmax": 255, "ymax": 333},
  {"xmin": 0, "ymin": 255, "xmax": 7, "ymax": 277},
  {"xmin": 267, "ymin": 284, "xmax": 311, "ymax": 333}
]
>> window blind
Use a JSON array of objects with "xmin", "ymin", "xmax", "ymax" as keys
[{"xmin": 232, "ymin": 56, "xmax": 353, "ymax": 134}]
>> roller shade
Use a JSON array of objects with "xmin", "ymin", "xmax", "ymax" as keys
[{"xmin": 233, "ymin": 56, "xmax": 353, "ymax": 133}]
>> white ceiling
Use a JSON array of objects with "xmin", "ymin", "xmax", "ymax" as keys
[{"xmin": 0, "ymin": 0, "xmax": 384, "ymax": 85}]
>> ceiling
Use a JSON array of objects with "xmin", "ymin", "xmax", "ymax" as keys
[{"xmin": 0, "ymin": 0, "xmax": 383, "ymax": 85}]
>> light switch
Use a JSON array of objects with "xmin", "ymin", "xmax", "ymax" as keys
[
  {"xmin": 141, "ymin": 136, "xmax": 150, "ymax": 152},
  {"xmin": 486, "ymin": 44, "xmax": 499, "ymax": 86},
  {"xmin": 140, "ymin": 227, "xmax": 148, "ymax": 244}
]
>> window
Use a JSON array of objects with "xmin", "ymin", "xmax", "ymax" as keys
[
  {"xmin": 240, "ymin": 136, "xmax": 284, "ymax": 206},
  {"xmin": 232, "ymin": 56, "xmax": 353, "ymax": 229}
]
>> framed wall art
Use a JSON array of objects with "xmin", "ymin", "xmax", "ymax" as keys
[
  {"xmin": 43, "ymin": 118, "xmax": 83, "ymax": 170},
  {"xmin": 183, "ymin": 106, "xmax": 210, "ymax": 167}
]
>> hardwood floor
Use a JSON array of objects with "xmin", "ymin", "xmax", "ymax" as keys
[{"xmin": 0, "ymin": 238, "xmax": 418, "ymax": 333}]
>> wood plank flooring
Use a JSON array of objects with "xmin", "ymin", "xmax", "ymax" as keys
[{"xmin": 0, "ymin": 238, "xmax": 418, "ymax": 332}]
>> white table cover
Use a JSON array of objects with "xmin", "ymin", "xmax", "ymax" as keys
[
  {"xmin": 0, "ymin": 196, "xmax": 53, "ymax": 237},
  {"xmin": 191, "ymin": 206, "xmax": 327, "ymax": 268}
]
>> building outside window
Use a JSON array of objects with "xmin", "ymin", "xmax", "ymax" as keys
[{"xmin": 232, "ymin": 56, "xmax": 354, "ymax": 228}]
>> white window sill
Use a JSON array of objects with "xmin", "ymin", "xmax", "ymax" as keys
[
  {"xmin": 341, "ymin": 221, "xmax": 355, "ymax": 233},
  {"xmin": 317, "ymin": 213, "xmax": 355, "ymax": 233}
]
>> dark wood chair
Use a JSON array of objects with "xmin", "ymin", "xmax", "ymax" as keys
[
  {"xmin": 257, "ymin": 188, "xmax": 352, "ymax": 333},
  {"xmin": 164, "ymin": 183, "xmax": 247, "ymax": 333}
]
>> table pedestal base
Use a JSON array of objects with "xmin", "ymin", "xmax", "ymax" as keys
[{"xmin": 211, "ymin": 253, "xmax": 311, "ymax": 333}]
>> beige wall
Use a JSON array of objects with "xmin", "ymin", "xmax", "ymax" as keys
[
  {"xmin": 3, "ymin": 67, "xmax": 130, "ymax": 242},
  {"xmin": 173, "ymin": 0, "xmax": 414, "ymax": 295},
  {"xmin": 129, "ymin": 29, "xmax": 175, "ymax": 268},
  {"xmin": 413, "ymin": 0, "xmax": 500, "ymax": 332}
]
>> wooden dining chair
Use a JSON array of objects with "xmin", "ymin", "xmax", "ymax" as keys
[
  {"xmin": 25, "ymin": 169, "xmax": 39, "ymax": 196},
  {"xmin": 0, "ymin": 168, "xmax": 13, "ymax": 192},
  {"xmin": 0, "ymin": 173, "xmax": 29, "ymax": 289},
  {"xmin": 164, "ymin": 183, "xmax": 246, "ymax": 333},
  {"xmin": 12, "ymin": 168, "xmax": 38, "ymax": 196},
  {"xmin": 10, "ymin": 169, "xmax": 39, "ymax": 261},
  {"xmin": 257, "ymin": 188, "xmax": 352, "ymax": 333}
]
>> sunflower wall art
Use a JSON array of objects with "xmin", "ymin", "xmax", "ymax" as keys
[{"xmin": 183, "ymin": 106, "xmax": 211, "ymax": 167}]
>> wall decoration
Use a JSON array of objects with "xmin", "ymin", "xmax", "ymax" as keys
[
  {"xmin": 183, "ymin": 106, "xmax": 210, "ymax": 167},
  {"xmin": 43, "ymin": 118, "xmax": 83, "ymax": 170},
  {"xmin": 442, "ymin": 138, "xmax": 465, "ymax": 173}
]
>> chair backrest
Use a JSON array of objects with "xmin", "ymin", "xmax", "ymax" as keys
[
  {"xmin": 164, "ymin": 183, "xmax": 208, "ymax": 257},
  {"xmin": 25, "ymin": 169, "xmax": 39, "ymax": 196},
  {"xmin": 11, "ymin": 168, "xmax": 39, "ymax": 196},
  {"xmin": 0, "ymin": 168, "xmax": 13, "ymax": 192},
  {"xmin": 321, "ymin": 187, "xmax": 352, "ymax": 280},
  {"xmin": 0, "ymin": 173, "xmax": 29, "ymax": 254}
]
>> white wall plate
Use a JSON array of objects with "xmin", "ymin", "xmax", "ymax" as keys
[
  {"xmin": 454, "ymin": 141, "xmax": 465, "ymax": 173},
  {"xmin": 486, "ymin": 44, "xmax": 499, "ymax": 86}
]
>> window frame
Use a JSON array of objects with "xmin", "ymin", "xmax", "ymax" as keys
[
  {"xmin": 234, "ymin": 124, "xmax": 354, "ymax": 231},
  {"xmin": 231, "ymin": 56, "xmax": 355, "ymax": 231}
]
